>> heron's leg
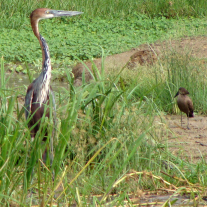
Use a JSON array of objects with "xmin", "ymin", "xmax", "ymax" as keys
[
  {"xmin": 50, "ymin": 132, "xmax": 54, "ymax": 167},
  {"xmin": 42, "ymin": 147, "xmax": 47, "ymax": 163},
  {"xmin": 50, "ymin": 146, "xmax": 55, "ymax": 181},
  {"xmin": 28, "ymin": 134, "xmax": 36, "ymax": 197},
  {"xmin": 181, "ymin": 113, "xmax": 182, "ymax": 127},
  {"xmin": 42, "ymin": 147, "xmax": 53, "ymax": 165},
  {"xmin": 50, "ymin": 115, "xmax": 56, "ymax": 180},
  {"xmin": 187, "ymin": 116, "xmax": 190, "ymax": 130},
  {"xmin": 42, "ymin": 145, "xmax": 54, "ymax": 180}
]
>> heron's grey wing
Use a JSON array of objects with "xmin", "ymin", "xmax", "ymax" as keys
[{"xmin": 25, "ymin": 84, "xmax": 34, "ymax": 119}]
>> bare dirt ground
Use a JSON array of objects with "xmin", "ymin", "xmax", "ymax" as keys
[
  {"xmin": 72, "ymin": 36, "xmax": 207, "ymax": 164},
  {"xmin": 161, "ymin": 114, "xmax": 207, "ymax": 163}
]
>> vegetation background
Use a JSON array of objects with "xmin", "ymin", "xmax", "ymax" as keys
[{"xmin": 0, "ymin": 0, "xmax": 207, "ymax": 205}]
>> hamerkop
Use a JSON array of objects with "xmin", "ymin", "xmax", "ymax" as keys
[{"xmin": 174, "ymin": 87, "xmax": 194, "ymax": 129}]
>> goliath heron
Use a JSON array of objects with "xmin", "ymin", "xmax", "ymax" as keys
[
  {"xmin": 25, "ymin": 8, "xmax": 82, "ymax": 163},
  {"xmin": 174, "ymin": 87, "xmax": 194, "ymax": 129}
]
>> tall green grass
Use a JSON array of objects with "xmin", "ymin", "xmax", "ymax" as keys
[
  {"xmin": 1, "ymin": 1, "xmax": 207, "ymax": 205},
  {"xmin": 158, "ymin": 49, "xmax": 207, "ymax": 113},
  {"xmin": 1, "ymin": 52, "xmax": 207, "ymax": 205}
]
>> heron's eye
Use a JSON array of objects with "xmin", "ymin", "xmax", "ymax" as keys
[{"xmin": 46, "ymin": 11, "xmax": 49, "ymax": 14}]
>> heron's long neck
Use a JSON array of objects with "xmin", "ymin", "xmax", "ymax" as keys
[
  {"xmin": 31, "ymin": 19, "xmax": 52, "ymax": 104},
  {"xmin": 39, "ymin": 34, "xmax": 51, "ymax": 77},
  {"xmin": 31, "ymin": 19, "xmax": 51, "ymax": 78},
  {"xmin": 38, "ymin": 34, "xmax": 52, "ymax": 104}
]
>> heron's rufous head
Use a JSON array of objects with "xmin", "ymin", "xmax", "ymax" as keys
[{"xmin": 30, "ymin": 8, "xmax": 83, "ymax": 37}]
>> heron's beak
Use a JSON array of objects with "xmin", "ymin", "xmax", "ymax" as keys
[
  {"xmin": 49, "ymin": 10, "xmax": 83, "ymax": 17},
  {"xmin": 174, "ymin": 91, "xmax": 179, "ymax": 98}
]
